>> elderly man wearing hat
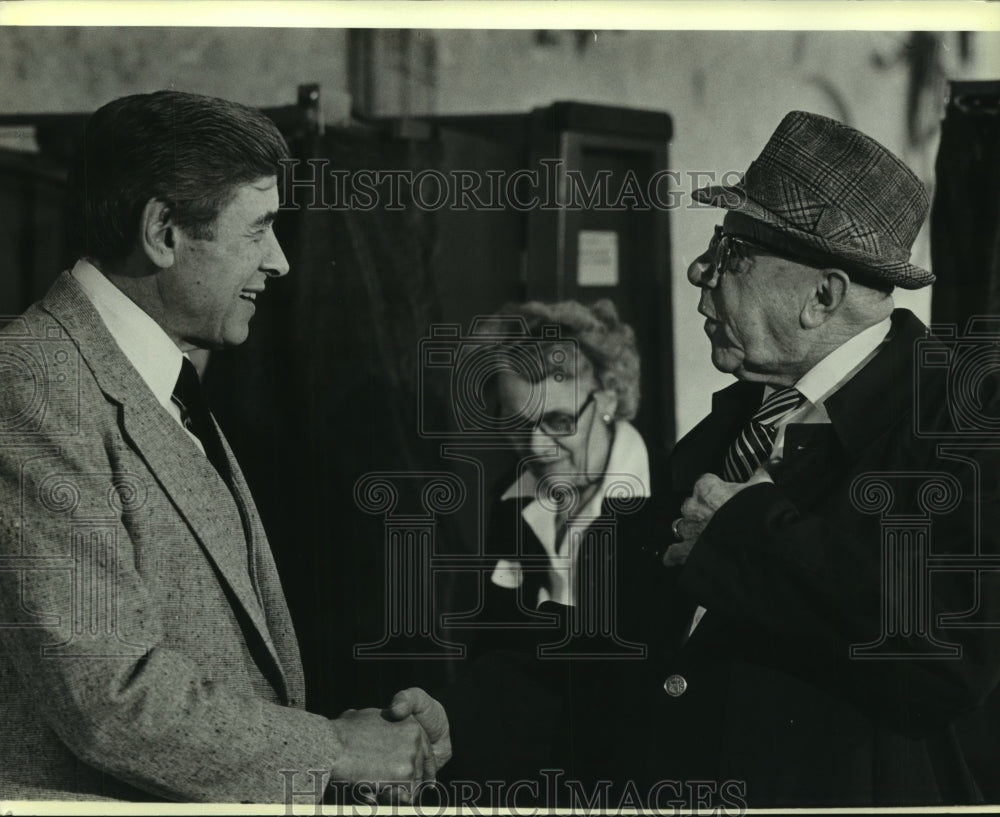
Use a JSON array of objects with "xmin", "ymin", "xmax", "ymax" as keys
[{"xmin": 594, "ymin": 111, "xmax": 1000, "ymax": 807}]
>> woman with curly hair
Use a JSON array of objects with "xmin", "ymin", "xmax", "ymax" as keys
[
  {"xmin": 480, "ymin": 298, "xmax": 650, "ymax": 610},
  {"xmin": 439, "ymin": 299, "xmax": 675, "ymax": 794}
]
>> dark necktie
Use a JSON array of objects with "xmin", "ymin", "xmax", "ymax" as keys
[
  {"xmin": 722, "ymin": 386, "xmax": 806, "ymax": 482},
  {"xmin": 171, "ymin": 357, "xmax": 233, "ymax": 486}
]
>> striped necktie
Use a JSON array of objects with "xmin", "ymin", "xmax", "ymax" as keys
[{"xmin": 722, "ymin": 387, "xmax": 806, "ymax": 482}]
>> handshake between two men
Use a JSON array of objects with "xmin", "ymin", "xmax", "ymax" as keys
[{"xmin": 329, "ymin": 687, "xmax": 452, "ymax": 803}]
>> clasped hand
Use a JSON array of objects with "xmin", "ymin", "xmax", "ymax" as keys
[
  {"xmin": 663, "ymin": 471, "xmax": 770, "ymax": 567},
  {"xmin": 332, "ymin": 687, "xmax": 451, "ymax": 804}
]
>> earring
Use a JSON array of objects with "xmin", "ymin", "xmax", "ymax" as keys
[{"xmin": 602, "ymin": 413, "xmax": 612, "ymax": 424}]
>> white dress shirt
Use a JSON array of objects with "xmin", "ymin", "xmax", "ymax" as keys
[
  {"xmin": 491, "ymin": 420, "xmax": 651, "ymax": 608},
  {"xmin": 71, "ymin": 259, "xmax": 203, "ymax": 452},
  {"xmin": 768, "ymin": 315, "xmax": 893, "ymax": 464}
]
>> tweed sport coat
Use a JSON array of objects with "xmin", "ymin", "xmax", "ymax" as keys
[{"xmin": 0, "ymin": 272, "xmax": 343, "ymax": 802}]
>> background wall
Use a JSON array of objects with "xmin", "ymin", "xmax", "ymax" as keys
[
  {"xmin": 429, "ymin": 29, "xmax": 997, "ymax": 433},
  {"xmin": 1, "ymin": 26, "xmax": 998, "ymax": 435},
  {"xmin": 0, "ymin": 27, "xmax": 350, "ymax": 113}
]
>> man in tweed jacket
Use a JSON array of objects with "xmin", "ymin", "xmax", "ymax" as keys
[{"xmin": 0, "ymin": 91, "xmax": 449, "ymax": 802}]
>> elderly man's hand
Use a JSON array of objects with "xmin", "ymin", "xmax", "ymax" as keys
[
  {"xmin": 329, "ymin": 706, "xmax": 435, "ymax": 803},
  {"xmin": 663, "ymin": 471, "xmax": 771, "ymax": 566},
  {"xmin": 385, "ymin": 687, "xmax": 452, "ymax": 769}
]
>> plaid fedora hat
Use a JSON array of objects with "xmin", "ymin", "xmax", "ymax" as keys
[{"xmin": 692, "ymin": 111, "xmax": 933, "ymax": 289}]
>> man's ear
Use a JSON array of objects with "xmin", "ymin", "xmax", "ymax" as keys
[
  {"xmin": 138, "ymin": 198, "xmax": 176, "ymax": 269},
  {"xmin": 801, "ymin": 269, "xmax": 849, "ymax": 329}
]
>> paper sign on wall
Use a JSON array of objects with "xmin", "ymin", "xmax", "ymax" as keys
[{"xmin": 577, "ymin": 230, "xmax": 619, "ymax": 287}]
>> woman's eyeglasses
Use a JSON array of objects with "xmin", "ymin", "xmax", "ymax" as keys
[{"xmin": 508, "ymin": 391, "xmax": 597, "ymax": 436}]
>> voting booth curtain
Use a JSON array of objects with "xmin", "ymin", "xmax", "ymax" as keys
[
  {"xmin": 929, "ymin": 80, "xmax": 1000, "ymax": 803},
  {"xmin": 931, "ymin": 82, "xmax": 1000, "ymax": 328}
]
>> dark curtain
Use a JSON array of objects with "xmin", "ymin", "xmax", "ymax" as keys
[
  {"xmin": 930, "ymin": 89, "xmax": 1000, "ymax": 802},
  {"xmin": 930, "ymin": 95, "xmax": 1000, "ymax": 327},
  {"xmin": 207, "ymin": 126, "xmax": 466, "ymax": 717},
  {"xmin": 0, "ymin": 150, "xmax": 73, "ymax": 313}
]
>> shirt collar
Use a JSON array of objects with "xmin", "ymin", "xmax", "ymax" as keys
[
  {"xmin": 789, "ymin": 315, "xmax": 893, "ymax": 406},
  {"xmin": 500, "ymin": 419, "xmax": 652, "ymax": 503},
  {"xmin": 71, "ymin": 259, "xmax": 184, "ymax": 409}
]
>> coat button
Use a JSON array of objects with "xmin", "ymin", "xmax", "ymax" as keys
[{"xmin": 663, "ymin": 673, "xmax": 687, "ymax": 697}]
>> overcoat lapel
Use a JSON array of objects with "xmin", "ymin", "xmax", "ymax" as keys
[
  {"xmin": 40, "ymin": 273, "xmax": 290, "ymax": 697},
  {"xmin": 822, "ymin": 309, "xmax": 924, "ymax": 459},
  {"xmin": 772, "ymin": 423, "xmax": 844, "ymax": 507}
]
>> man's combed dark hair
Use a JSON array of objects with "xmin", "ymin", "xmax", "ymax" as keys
[{"xmin": 67, "ymin": 90, "xmax": 290, "ymax": 266}]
